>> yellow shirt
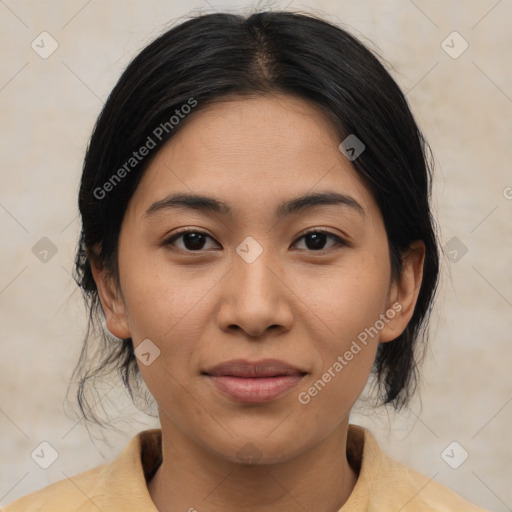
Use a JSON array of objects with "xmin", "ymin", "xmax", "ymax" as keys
[{"xmin": 3, "ymin": 424, "xmax": 488, "ymax": 511}]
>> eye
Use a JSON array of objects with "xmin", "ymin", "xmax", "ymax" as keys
[
  {"xmin": 164, "ymin": 229, "xmax": 220, "ymax": 252},
  {"xmin": 163, "ymin": 228, "xmax": 347, "ymax": 253},
  {"xmin": 292, "ymin": 229, "xmax": 347, "ymax": 253}
]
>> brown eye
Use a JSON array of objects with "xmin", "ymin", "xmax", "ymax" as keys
[
  {"xmin": 163, "ymin": 228, "xmax": 347, "ymax": 254},
  {"xmin": 164, "ymin": 229, "xmax": 219, "ymax": 252},
  {"xmin": 293, "ymin": 230, "xmax": 347, "ymax": 252}
]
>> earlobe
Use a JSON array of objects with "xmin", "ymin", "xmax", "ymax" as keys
[
  {"xmin": 87, "ymin": 246, "xmax": 131, "ymax": 339},
  {"xmin": 379, "ymin": 241, "xmax": 425, "ymax": 343}
]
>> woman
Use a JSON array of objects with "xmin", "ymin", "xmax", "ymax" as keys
[{"xmin": 4, "ymin": 10, "xmax": 488, "ymax": 512}]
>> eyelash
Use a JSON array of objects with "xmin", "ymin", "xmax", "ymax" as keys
[{"xmin": 163, "ymin": 228, "xmax": 348, "ymax": 254}]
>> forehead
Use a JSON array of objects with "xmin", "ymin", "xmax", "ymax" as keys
[{"xmin": 126, "ymin": 94, "xmax": 378, "ymax": 222}]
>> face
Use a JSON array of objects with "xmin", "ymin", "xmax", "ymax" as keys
[{"xmin": 94, "ymin": 94, "xmax": 423, "ymax": 464}]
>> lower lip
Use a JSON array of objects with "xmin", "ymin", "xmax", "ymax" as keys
[{"xmin": 206, "ymin": 374, "xmax": 305, "ymax": 403}]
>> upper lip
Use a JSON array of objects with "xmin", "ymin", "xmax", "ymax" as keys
[{"xmin": 202, "ymin": 359, "xmax": 307, "ymax": 378}]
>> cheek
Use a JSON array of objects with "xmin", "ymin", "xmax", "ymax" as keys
[
  {"xmin": 295, "ymin": 342, "xmax": 378, "ymax": 441},
  {"xmin": 118, "ymin": 247, "xmax": 210, "ymax": 340},
  {"xmin": 296, "ymin": 256, "xmax": 389, "ymax": 396},
  {"xmin": 294, "ymin": 263, "xmax": 386, "ymax": 412},
  {"xmin": 121, "ymin": 263, "xmax": 210, "ymax": 416},
  {"xmin": 118, "ymin": 253, "xmax": 223, "ymax": 404},
  {"xmin": 302, "ymin": 256, "xmax": 391, "ymax": 340}
]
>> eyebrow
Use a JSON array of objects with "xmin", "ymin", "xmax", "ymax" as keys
[{"xmin": 143, "ymin": 191, "xmax": 366, "ymax": 220}]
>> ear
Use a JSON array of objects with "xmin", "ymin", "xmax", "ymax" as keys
[
  {"xmin": 88, "ymin": 245, "xmax": 131, "ymax": 339},
  {"xmin": 379, "ymin": 240, "xmax": 425, "ymax": 343}
]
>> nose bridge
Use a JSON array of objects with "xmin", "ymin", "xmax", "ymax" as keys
[
  {"xmin": 217, "ymin": 234, "xmax": 290, "ymax": 336},
  {"xmin": 233, "ymin": 234, "xmax": 277, "ymax": 299}
]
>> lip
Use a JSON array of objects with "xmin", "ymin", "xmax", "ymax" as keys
[
  {"xmin": 202, "ymin": 359, "xmax": 307, "ymax": 403},
  {"xmin": 203, "ymin": 358, "xmax": 306, "ymax": 377}
]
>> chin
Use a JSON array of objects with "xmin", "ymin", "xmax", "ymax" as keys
[{"xmin": 201, "ymin": 427, "xmax": 316, "ymax": 467}]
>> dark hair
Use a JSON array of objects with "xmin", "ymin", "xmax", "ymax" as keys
[{"xmin": 70, "ymin": 10, "xmax": 440, "ymax": 425}]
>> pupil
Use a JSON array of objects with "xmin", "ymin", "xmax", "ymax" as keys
[
  {"xmin": 306, "ymin": 232, "xmax": 326, "ymax": 250},
  {"xmin": 184, "ymin": 232, "xmax": 206, "ymax": 250}
]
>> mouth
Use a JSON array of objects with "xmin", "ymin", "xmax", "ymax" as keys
[{"xmin": 202, "ymin": 359, "xmax": 307, "ymax": 403}]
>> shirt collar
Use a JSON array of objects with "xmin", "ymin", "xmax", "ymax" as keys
[{"xmin": 101, "ymin": 424, "xmax": 377, "ymax": 511}]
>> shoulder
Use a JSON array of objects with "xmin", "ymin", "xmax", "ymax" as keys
[
  {"xmin": 1, "ymin": 463, "xmax": 109, "ymax": 512},
  {"xmin": 2, "ymin": 428, "xmax": 161, "ymax": 512},
  {"xmin": 348, "ymin": 425, "xmax": 490, "ymax": 512},
  {"xmin": 377, "ymin": 452, "xmax": 488, "ymax": 511}
]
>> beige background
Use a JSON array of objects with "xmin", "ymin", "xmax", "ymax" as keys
[{"xmin": 1, "ymin": 0, "xmax": 511, "ymax": 510}]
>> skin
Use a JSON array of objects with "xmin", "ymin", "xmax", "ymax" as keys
[{"xmin": 90, "ymin": 94, "xmax": 425, "ymax": 512}]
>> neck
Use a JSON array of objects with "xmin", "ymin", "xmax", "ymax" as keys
[{"xmin": 148, "ymin": 415, "xmax": 358, "ymax": 512}]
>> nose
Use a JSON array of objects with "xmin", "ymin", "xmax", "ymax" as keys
[{"xmin": 216, "ymin": 242, "xmax": 294, "ymax": 339}]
